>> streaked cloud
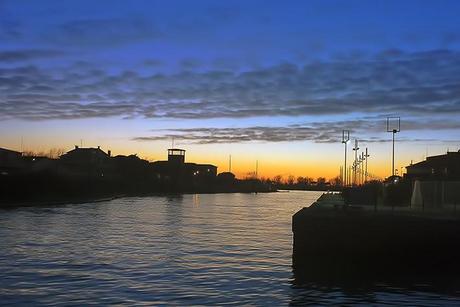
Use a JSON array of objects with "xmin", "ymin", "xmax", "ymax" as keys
[
  {"xmin": 132, "ymin": 118, "xmax": 460, "ymax": 144},
  {"xmin": 1, "ymin": 49, "xmax": 460, "ymax": 121},
  {"xmin": 0, "ymin": 49, "xmax": 64, "ymax": 62}
]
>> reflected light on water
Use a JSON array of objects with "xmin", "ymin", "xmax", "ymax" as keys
[{"xmin": 0, "ymin": 191, "xmax": 459, "ymax": 305}]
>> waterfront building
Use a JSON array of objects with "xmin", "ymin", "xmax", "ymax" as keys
[
  {"xmin": 405, "ymin": 150, "xmax": 460, "ymax": 181},
  {"xmin": 0, "ymin": 147, "xmax": 23, "ymax": 175},
  {"xmin": 151, "ymin": 148, "xmax": 217, "ymax": 181},
  {"xmin": 405, "ymin": 151, "xmax": 460, "ymax": 207},
  {"xmin": 59, "ymin": 146, "xmax": 111, "ymax": 177}
]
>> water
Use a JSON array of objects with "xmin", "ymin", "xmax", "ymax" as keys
[{"xmin": 1, "ymin": 191, "xmax": 459, "ymax": 306}]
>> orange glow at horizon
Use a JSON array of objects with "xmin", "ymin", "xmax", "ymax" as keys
[{"xmin": 0, "ymin": 125, "xmax": 447, "ymax": 181}]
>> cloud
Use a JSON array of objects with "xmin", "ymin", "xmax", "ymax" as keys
[
  {"xmin": 1, "ymin": 49, "xmax": 460, "ymax": 121},
  {"xmin": 180, "ymin": 58, "xmax": 202, "ymax": 70},
  {"xmin": 132, "ymin": 118, "xmax": 460, "ymax": 145},
  {"xmin": 0, "ymin": 49, "xmax": 64, "ymax": 62}
]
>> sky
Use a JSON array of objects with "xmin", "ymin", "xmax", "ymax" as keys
[{"xmin": 1, "ymin": 0, "xmax": 460, "ymax": 179}]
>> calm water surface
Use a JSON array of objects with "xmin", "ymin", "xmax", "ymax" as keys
[{"xmin": 1, "ymin": 191, "xmax": 459, "ymax": 305}]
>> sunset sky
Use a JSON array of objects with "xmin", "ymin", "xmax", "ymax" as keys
[{"xmin": 1, "ymin": 0, "xmax": 460, "ymax": 179}]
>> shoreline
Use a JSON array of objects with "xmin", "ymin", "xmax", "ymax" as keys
[{"xmin": 0, "ymin": 189, "xmax": 279, "ymax": 209}]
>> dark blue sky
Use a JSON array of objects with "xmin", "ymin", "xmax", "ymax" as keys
[
  {"xmin": 3, "ymin": 1, "xmax": 460, "ymax": 69},
  {"xmin": 1, "ymin": 0, "xmax": 460, "ymax": 177}
]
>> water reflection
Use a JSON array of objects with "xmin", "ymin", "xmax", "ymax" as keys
[
  {"xmin": 291, "ymin": 251, "xmax": 460, "ymax": 305},
  {"xmin": 0, "ymin": 191, "xmax": 459, "ymax": 305}
]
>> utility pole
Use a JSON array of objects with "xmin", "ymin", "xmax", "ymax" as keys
[
  {"xmin": 358, "ymin": 154, "xmax": 362, "ymax": 185},
  {"xmin": 348, "ymin": 166, "xmax": 352, "ymax": 186},
  {"xmin": 352, "ymin": 162, "xmax": 355, "ymax": 185},
  {"xmin": 229, "ymin": 155, "xmax": 232, "ymax": 173},
  {"xmin": 365, "ymin": 148, "xmax": 369, "ymax": 183},
  {"xmin": 342, "ymin": 130, "xmax": 350, "ymax": 187},
  {"xmin": 352, "ymin": 139, "xmax": 359, "ymax": 185},
  {"xmin": 255, "ymin": 160, "xmax": 258, "ymax": 179},
  {"xmin": 387, "ymin": 117, "xmax": 400, "ymax": 177},
  {"xmin": 340, "ymin": 166, "xmax": 343, "ymax": 186},
  {"xmin": 358, "ymin": 155, "xmax": 362, "ymax": 185}
]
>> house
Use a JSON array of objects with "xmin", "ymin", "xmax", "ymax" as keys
[
  {"xmin": 111, "ymin": 154, "xmax": 150, "ymax": 179},
  {"xmin": 0, "ymin": 147, "xmax": 23, "ymax": 175},
  {"xmin": 217, "ymin": 172, "xmax": 236, "ymax": 184},
  {"xmin": 59, "ymin": 146, "xmax": 111, "ymax": 177},
  {"xmin": 22, "ymin": 155, "xmax": 57, "ymax": 173},
  {"xmin": 405, "ymin": 150, "xmax": 460, "ymax": 181}
]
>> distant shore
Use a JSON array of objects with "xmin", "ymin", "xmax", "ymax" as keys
[{"xmin": 0, "ymin": 189, "xmax": 279, "ymax": 209}]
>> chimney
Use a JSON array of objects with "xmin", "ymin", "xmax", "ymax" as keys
[
  {"xmin": 75, "ymin": 145, "xmax": 79, "ymax": 149},
  {"xmin": 108, "ymin": 150, "xmax": 111, "ymax": 157},
  {"xmin": 98, "ymin": 146, "xmax": 100, "ymax": 149}
]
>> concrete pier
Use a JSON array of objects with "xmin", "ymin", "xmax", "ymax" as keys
[{"xmin": 292, "ymin": 193, "xmax": 460, "ymax": 285}]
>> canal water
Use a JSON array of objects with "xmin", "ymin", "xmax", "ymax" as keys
[{"xmin": 1, "ymin": 191, "xmax": 459, "ymax": 305}]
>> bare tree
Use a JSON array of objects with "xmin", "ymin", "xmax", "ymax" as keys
[
  {"xmin": 21, "ymin": 148, "xmax": 65, "ymax": 158},
  {"xmin": 317, "ymin": 177, "xmax": 326, "ymax": 186},
  {"xmin": 47, "ymin": 148, "xmax": 65, "ymax": 159},
  {"xmin": 273, "ymin": 175, "xmax": 283, "ymax": 185}
]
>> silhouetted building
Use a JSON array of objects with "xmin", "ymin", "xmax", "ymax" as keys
[
  {"xmin": 22, "ymin": 156, "xmax": 57, "ymax": 173},
  {"xmin": 187, "ymin": 163, "xmax": 217, "ymax": 179},
  {"xmin": 111, "ymin": 154, "xmax": 150, "ymax": 178},
  {"xmin": 0, "ymin": 147, "xmax": 23, "ymax": 175},
  {"xmin": 151, "ymin": 148, "xmax": 217, "ymax": 182},
  {"xmin": 168, "ymin": 148, "xmax": 185, "ymax": 165},
  {"xmin": 59, "ymin": 146, "xmax": 110, "ymax": 177},
  {"xmin": 405, "ymin": 151, "xmax": 460, "ymax": 208},
  {"xmin": 217, "ymin": 172, "xmax": 236, "ymax": 182},
  {"xmin": 405, "ymin": 151, "xmax": 460, "ymax": 181}
]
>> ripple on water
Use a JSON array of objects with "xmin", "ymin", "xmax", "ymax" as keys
[{"xmin": 1, "ymin": 191, "xmax": 460, "ymax": 305}]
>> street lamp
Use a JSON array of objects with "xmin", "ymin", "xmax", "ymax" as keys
[
  {"xmin": 387, "ymin": 117, "xmax": 401, "ymax": 177},
  {"xmin": 342, "ymin": 130, "xmax": 350, "ymax": 186}
]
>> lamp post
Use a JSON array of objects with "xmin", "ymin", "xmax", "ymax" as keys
[
  {"xmin": 342, "ymin": 130, "xmax": 350, "ymax": 186},
  {"xmin": 352, "ymin": 139, "xmax": 359, "ymax": 185},
  {"xmin": 387, "ymin": 117, "xmax": 400, "ymax": 177}
]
